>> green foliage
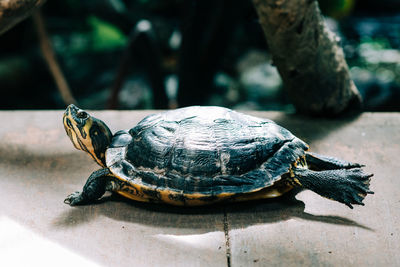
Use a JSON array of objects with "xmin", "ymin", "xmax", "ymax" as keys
[
  {"xmin": 87, "ymin": 16, "xmax": 127, "ymax": 51},
  {"xmin": 359, "ymin": 37, "xmax": 392, "ymax": 51},
  {"xmin": 318, "ymin": 0, "xmax": 355, "ymax": 18},
  {"xmin": 350, "ymin": 36, "xmax": 400, "ymax": 87}
]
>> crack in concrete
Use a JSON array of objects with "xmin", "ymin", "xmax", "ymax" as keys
[{"xmin": 223, "ymin": 208, "xmax": 231, "ymax": 267}]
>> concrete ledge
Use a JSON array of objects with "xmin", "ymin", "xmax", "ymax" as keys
[{"xmin": 0, "ymin": 111, "xmax": 398, "ymax": 266}]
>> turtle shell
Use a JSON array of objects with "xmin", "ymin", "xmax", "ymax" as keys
[{"xmin": 105, "ymin": 106, "xmax": 308, "ymax": 205}]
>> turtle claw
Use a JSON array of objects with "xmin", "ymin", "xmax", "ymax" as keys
[
  {"xmin": 293, "ymin": 167, "xmax": 373, "ymax": 209},
  {"xmin": 336, "ymin": 170, "xmax": 373, "ymax": 208},
  {"xmin": 64, "ymin": 191, "xmax": 86, "ymax": 206}
]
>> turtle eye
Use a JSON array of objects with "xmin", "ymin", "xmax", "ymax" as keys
[{"xmin": 77, "ymin": 111, "xmax": 89, "ymax": 119}]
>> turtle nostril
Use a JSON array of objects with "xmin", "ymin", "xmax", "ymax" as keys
[
  {"xmin": 68, "ymin": 104, "xmax": 80, "ymax": 113},
  {"xmin": 67, "ymin": 104, "xmax": 76, "ymax": 110}
]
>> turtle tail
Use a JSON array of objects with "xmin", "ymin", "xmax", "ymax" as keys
[{"xmin": 289, "ymin": 153, "xmax": 373, "ymax": 208}]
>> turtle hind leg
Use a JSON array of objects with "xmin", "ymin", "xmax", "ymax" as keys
[
  {"xmin": 305, "ymin": 152, "xmax": 363, "ymax": 171},
  {"xmin": 64, "ymin": 168, "xmax": 113, "ymax": 206},
  {"xmin": 291, "ymin": 167, "xmax": 373, "ymax": 209}
]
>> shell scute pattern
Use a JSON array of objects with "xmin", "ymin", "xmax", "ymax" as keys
[{"xmin": 108, "ymin": 106, "xmax": 309, "ymax": 195}]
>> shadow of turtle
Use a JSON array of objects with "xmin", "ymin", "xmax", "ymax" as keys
[
  {"xmin": 53, "ymin": 189, "xmax": 372, "ymax": 233},
  {"xmin": 224, "ymin": 190, "xmax": 373, "ymax": 231}
]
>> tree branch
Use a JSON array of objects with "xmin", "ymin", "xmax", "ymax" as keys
[
  {"xmin": 252, "ymin": 0, "xmax": 362, "ymax": 115},
  {"xmin": 0, "ymin": 0, "xmax": 46, "ymax": 35},
  {"xmin": 32, "ymin": 10, "xmax": 77, "ymax": 105}
]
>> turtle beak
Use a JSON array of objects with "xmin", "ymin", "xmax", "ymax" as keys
[
  {"xmin": 63, "ymin": 104, "xmax": 82, "ymax": 131},
  {"xmin": 65, "ymin": 104, "xmax": 78, "ymax": 117}
]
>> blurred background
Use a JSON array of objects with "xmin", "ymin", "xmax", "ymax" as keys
[{"xmin": 0, "ymin": 0, "xmax": 399, "ymax": 111}]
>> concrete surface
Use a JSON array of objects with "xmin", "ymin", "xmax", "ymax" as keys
[{"xmin": 0, "ymin": 110, "xmax": 399, "ymax": 267}]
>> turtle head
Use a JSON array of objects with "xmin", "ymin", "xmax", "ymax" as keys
[{"xmin": 63, "ymin": 104, "xmax": 112, "ymax": 167}]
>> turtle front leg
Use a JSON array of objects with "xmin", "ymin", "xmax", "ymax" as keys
[
  {"xmin": 291, "ymin": 167, "xmax": 373, "ymax": 209},
  {"xmin": 305, "ymin": 152, "xmax": 363, "ymax": 170},
  {"xmin": 64, "ymin": 168, "xmax": 113, "ymax": 206}
]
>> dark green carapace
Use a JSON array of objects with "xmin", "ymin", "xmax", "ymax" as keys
[{"xmin": 63, "ymin": 105, "xmax": 373, "ymax": 208}]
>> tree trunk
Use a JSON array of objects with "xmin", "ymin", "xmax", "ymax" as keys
[
  {"xmin": 0, "ymin": 0, "xmax": 47, "ymax": 35},
  {"xmin": 252, "ymin": 0, "xmax": 362, "ymax": 115}
]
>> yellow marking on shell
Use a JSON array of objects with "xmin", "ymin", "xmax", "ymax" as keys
[
  {"xmin": 215, "ymin": 192, "xmax": 235, "ymax": 200},
  {"xmin": 111, "ymin": 174, "xmax": 158, "ymax": 203},
  {"xmin": 232, "ymin": 184, "xmax": 293, "ymax": 202},
  {"xmin": 159, "ymin": 190, "xmax": 184, "ymax": 205},
  {"xmin": 111, "ymin": 172, "xmax": 294, "ymax": 206},
  {"xmin": 116, "ymin": 183, "xmax": 153, "ymax": 203},
  {"xmin": 116, "ymin": 190, "xmax": 150, "ymax": 202},
  {"xmin": 293, "ymin": 178, "xmax": 302, "ymax": 186},
  {"xmin": 184, "ymin": 192, "xmax": 235, "ymax": 206},
  {"xmin": 288, "ymin": 157, "xmax": 306, "ymax": 186},
  {"xmin": 289, "ymin": 168, "xmax": 295, "ymax": 178},
  {"xmin": 181, "ymin": 198, "xmax": 208, "ymax": 206}
]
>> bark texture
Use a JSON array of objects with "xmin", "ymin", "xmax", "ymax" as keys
[
  {"xmin": 252, "ymin": 0, "xmax": 362, "ymax": 115},
  {"xmin": 0, "ymin": 0, "xmax": 46, "ymax": 35}
]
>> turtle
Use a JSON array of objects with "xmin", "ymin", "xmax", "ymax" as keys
[{"xmin": 63, "ymin": 104, "xmax": 373, "ymax": 208}]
